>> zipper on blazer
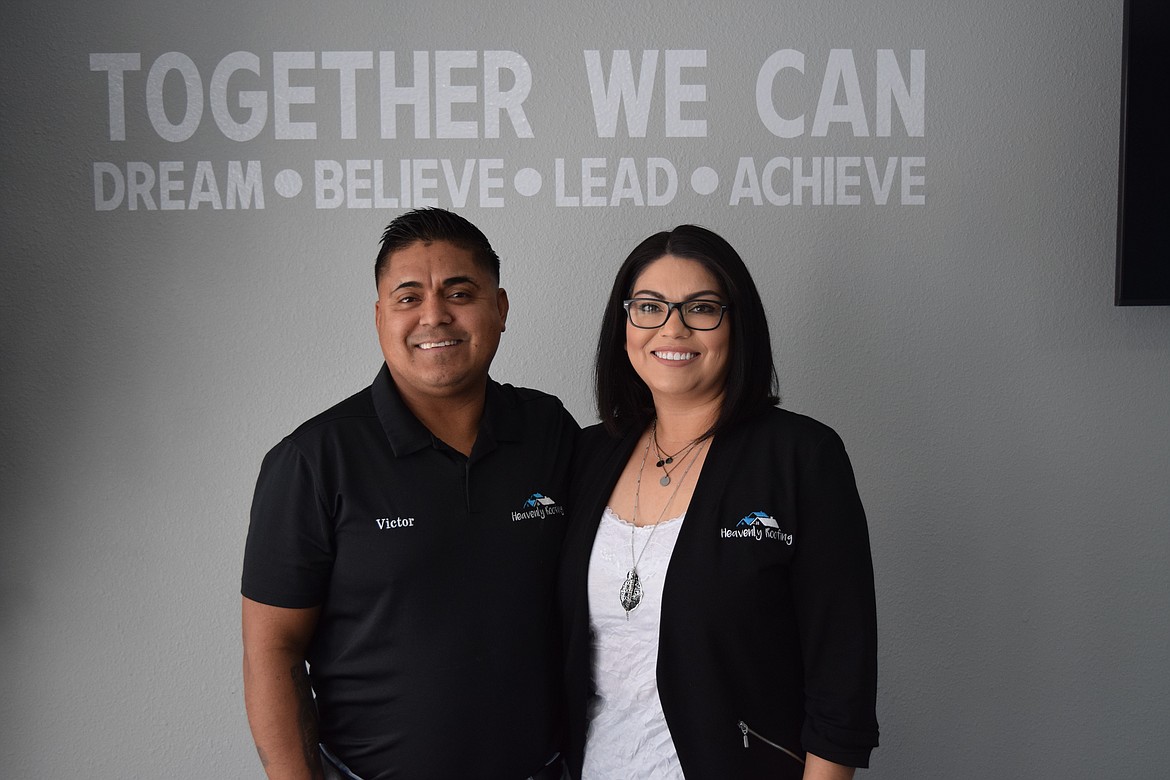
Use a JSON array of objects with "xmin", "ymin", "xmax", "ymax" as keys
[{"xmin": 738, "ymin": 720, "xmax": 805, "ymax": 765}]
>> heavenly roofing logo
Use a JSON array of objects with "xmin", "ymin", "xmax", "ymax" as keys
[
  {"xmin": 720, "ymin": 511, "xmax": 793, "ymax": 544},
  {"xmin": 511, "ymin": 493, "xmax": 565, "ymax": 522}
]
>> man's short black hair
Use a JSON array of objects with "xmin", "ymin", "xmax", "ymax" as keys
[
  {"xmin": 595, "ymin": 224, "xmax": 780, "ymax": 438},
  {"xmin": 374, "ymin": 207, "xmax": 501, "ymax": 286}
]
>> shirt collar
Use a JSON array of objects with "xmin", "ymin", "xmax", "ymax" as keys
[{"xmin": 370, "ymin": 364, "xmax": 522, "ymax": 458}]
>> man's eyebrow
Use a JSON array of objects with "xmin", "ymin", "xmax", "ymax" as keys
[{"xmin": 390, "ymin": 276, "xmax": 481, "ymax": 293}]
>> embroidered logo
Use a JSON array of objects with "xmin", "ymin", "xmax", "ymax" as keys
[
  {"xmin": 720, "ymin": 511, "xmax": 793, "ymax": 544},
  {"xmin": 375, "ymin": 516, "xmax": 415, "ymax": 529},
  {"xmin": 511, "ymin": 493, "xmax": 565, "ymax": 521}
]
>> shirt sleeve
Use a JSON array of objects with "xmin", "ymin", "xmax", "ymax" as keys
[
  {"xmin": 789, "ymin": 428, "xmax": 880, "ymax": 766},
  {"xmin": 241, "ymin": 437, "xmax": 335, "ymax": 608}
]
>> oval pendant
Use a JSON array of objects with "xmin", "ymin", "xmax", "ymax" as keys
[
  {"xmin": 659, "ymin": 475, "xmax": 671, "ymax": 487},
  {"xmin": 620, "ymin": 570, "xmax": 643, "ymax": 613}
]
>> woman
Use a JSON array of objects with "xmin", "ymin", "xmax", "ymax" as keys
[{"xmin": 559, "ymin": 226, "xmax": 879, "ymax": 779}]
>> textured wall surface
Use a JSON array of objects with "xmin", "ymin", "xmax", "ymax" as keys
[{"xmin": 2, "ymin": 1, "xmax": 1168, "ymax": 777}]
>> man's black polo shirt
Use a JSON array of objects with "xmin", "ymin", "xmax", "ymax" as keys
[{"xmin": 243, "ymin": 364, "xmax": 577, "ymax": 779}]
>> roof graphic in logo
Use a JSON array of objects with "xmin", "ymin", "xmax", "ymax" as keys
[
  {"xmin": 512, "ymin": 492, "xmax": 565, "ymax": 522},
  {"xmin": 737, "ymin": 511, "xmax": 779, "ymax": 529},
  {"xmin": 524, "ymin": 493, "xmax": 556, "ymax": 507}
]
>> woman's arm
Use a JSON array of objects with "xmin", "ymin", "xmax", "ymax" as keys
[
  {"xmin": 803, "ymin": 752, "xmax": 856, "ymax": 780},
  {"xmin": 791, "ymin": 427, "xmax": 880, "ymax": 767}
]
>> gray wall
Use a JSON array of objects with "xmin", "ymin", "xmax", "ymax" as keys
[{"xmin": 3, "ymin": 1, "xmax": 1168, "ymax": 777}]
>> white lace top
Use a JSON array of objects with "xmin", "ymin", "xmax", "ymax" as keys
[{"xmin": 582, "ymin": 506, "xmax": 686, "ymax": 780}]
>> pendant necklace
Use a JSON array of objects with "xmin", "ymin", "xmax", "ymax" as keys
[
  {"xmin": 651, "ymin": 419, "xmax": 700, "ymax": 487},
  {"xmin": 620, "ymin": 427, "xmax": 708, "ymax": 618}
]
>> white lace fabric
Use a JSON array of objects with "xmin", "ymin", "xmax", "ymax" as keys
[{"xmin": 582, "ymin": 506, "xmax": 686, "ymax": 780}]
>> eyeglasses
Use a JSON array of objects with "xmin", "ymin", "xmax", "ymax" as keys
[{"xmin": 622, "ymin": 298, "xmax": 730, "ymax": 331}]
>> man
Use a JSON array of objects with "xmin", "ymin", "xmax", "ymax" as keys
[{"xmin": 242, "ymin": 208, "xmax": 576, "ymax": 780}]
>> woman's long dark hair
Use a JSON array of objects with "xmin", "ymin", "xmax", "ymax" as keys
[{"xmin": 596, "ymin": 225, "xmax": 779, "ymax": 438}]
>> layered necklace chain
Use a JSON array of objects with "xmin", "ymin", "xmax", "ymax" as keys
[
  {"xmin": 620, "ymin": 421, "xmax": 707, "ymax": 618},
  {"xmin": 652, "ymin": 424, "xmax": 701, "ymax": 487}
]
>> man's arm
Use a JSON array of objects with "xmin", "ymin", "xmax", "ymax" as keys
[{"xmin": 242, "ymin": 597, "xmax": 324, "ymax": 780}]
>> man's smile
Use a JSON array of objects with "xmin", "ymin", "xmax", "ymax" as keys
[{"xmin": 416, "ymin": 339, "xmax": 461, "ymax": 350}]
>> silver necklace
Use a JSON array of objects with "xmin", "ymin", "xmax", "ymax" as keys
[
  {"xmin": 620, "ymin": 429, "xmax": 708, "ymax": 618},
  {"xmin": 651, "ymin": 420, "xmax": 700, "ymax": 487}
]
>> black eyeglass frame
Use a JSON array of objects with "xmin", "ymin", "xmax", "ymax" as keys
[{"xmin": 622, "ymin": 298, "xmax": 731, "ymax": 331}]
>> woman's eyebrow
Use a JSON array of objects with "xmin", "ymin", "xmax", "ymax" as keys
[{"xmin": 630, "ymin": 288, "xmax": 722, "ymax": 299}]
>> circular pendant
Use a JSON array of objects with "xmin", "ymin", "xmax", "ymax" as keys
[
  {"xmin": 659, "ymin": 475, "xmax": 671, "ymax": 487},
  {"xmin": 620, "ymin": 569, "xmax": 643, "ymax": 613}
]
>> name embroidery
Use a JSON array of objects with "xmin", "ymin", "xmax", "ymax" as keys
[{"xmin": 375, "ymin": 516, "xmax": 414, "ymax": 529}]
